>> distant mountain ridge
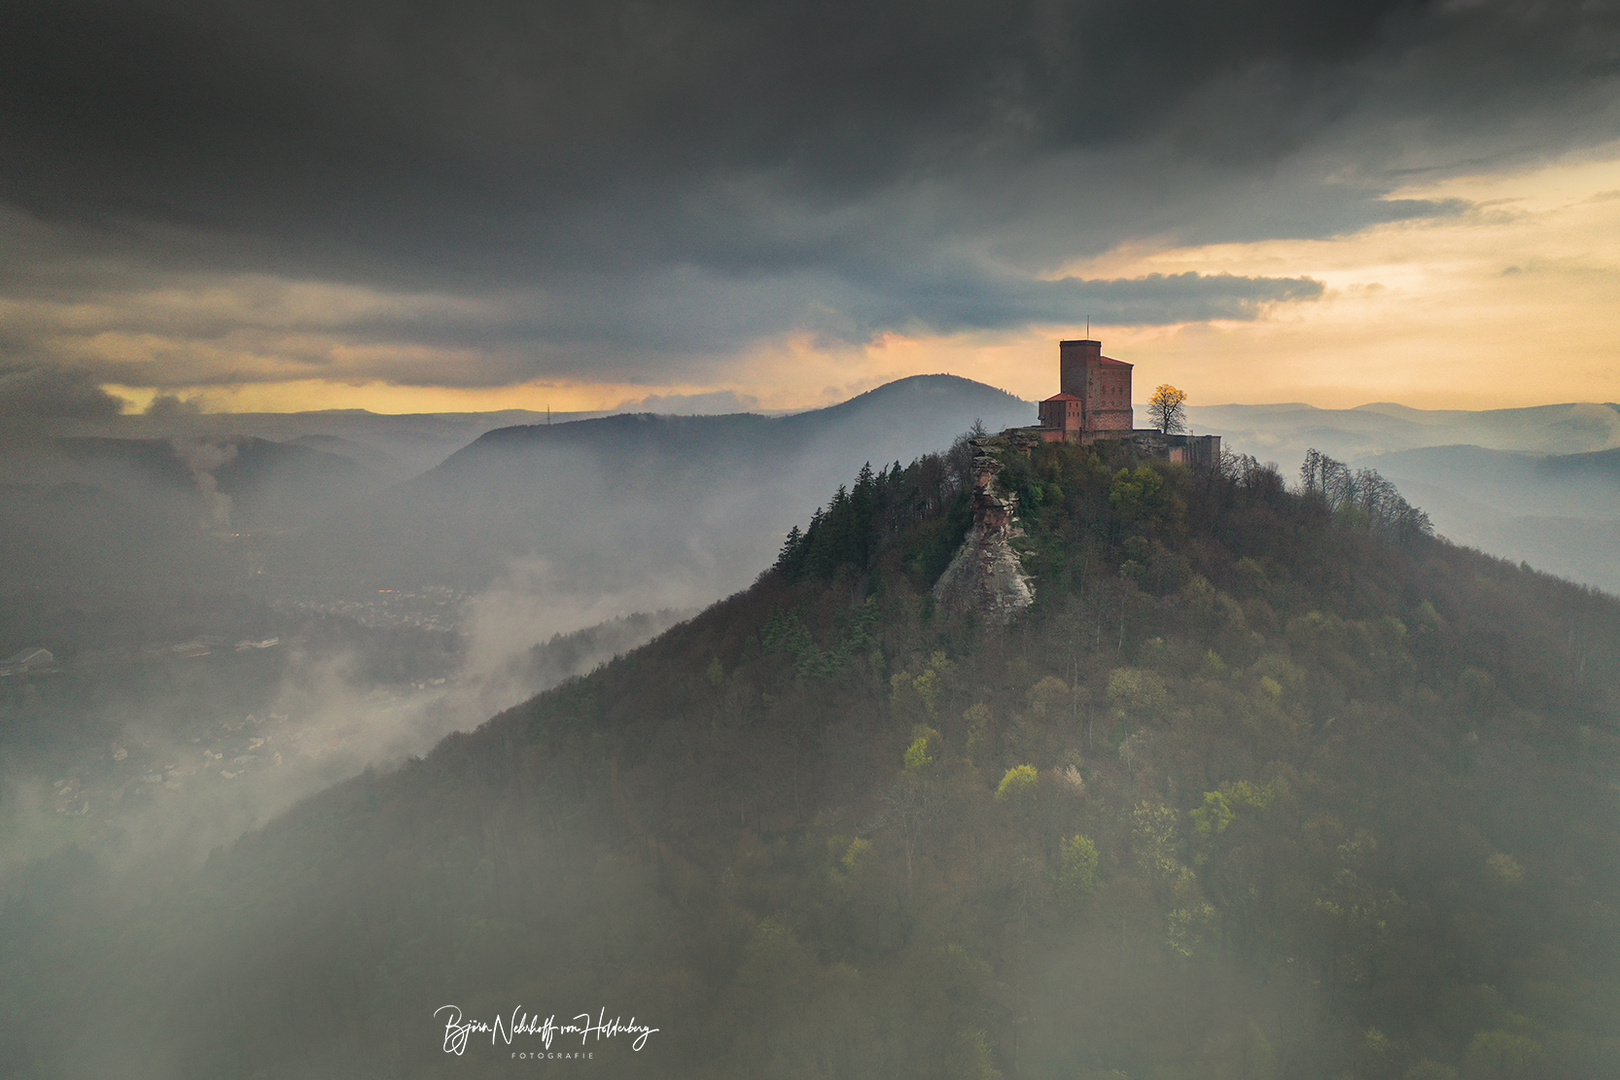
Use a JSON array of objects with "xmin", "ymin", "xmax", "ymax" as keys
[
  {"xmin": 54, "ymin": 433, "xmax": 385, "ymax": 528},
  {"xmin": 1344, "ymin": 442, "xmax": 1620, "ymax": 594},
  {"xmin": 16, "ymin": 381, "xmax": 1617, "ymax": 599},
  {"xmin": 0, "ymin": 375, "xmax": 1032, "ymax": 601},
  {"xmin": 1193, "ymin": 400, "xmax": 1620, "ymax": 463},
  {"xmin": 278, "ymin": 374, "xmax": 1034, "ymax": 599},
  {"xmin": 441, "ymin": 374, "xmax": 1025, "ymax": 459},
  {"xmin": 1190, "ymin": 400, "xmax": 1620, "ymax": 596}
]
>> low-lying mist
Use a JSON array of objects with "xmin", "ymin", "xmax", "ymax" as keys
[{"xmin": 0, "ymin": 576, "xmax": 693, "ymax": 889}]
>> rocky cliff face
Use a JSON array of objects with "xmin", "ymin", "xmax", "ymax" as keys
[{"xmin": 931, "ymin": 433, "xmax": 1036, "ymax": 626}]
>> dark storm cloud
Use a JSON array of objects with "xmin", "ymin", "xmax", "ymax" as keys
[
  {"xmin": 0, "ymin": 0, "xmax": 1616, "ymax": 385},
  {"xmin": 0, "ymin": 362, "xmax": 124, "ymax": 423}
]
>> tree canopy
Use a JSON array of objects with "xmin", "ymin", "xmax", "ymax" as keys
[{"xmin": 1148, "ymin": 383, "xmax": 1189, "ymax": 434}]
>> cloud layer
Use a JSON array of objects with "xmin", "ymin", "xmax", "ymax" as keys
[{"xmin": 1, "ymin": 0, "xmax": 1616, "ymax": 391}]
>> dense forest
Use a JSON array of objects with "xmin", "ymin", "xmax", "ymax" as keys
[{"xmin": 3, "ymin": 436, "xmax": 1619, "ymax": 1079}]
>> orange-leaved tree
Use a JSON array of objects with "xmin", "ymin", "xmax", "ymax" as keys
[{"xmin": 1148, "ymin": 384, "xmax": 1188, "ymax": 434}]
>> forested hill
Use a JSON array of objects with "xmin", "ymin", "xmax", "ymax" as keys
[{"xmin": 7, "ymin": 439, "xmax": 1620, "ymax": 1079}]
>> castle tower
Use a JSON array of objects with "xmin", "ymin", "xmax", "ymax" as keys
[
  {"xmin": 1059, "ymin": 339, "xmax": 1101, "ymax": 396},
  {"xmin": 1040, "ymin": 339, "xmax": 1132, "ymax": 442}
]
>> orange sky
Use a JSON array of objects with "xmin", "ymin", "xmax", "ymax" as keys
[{"xmin": 98, "ymin": 148, "xmax": 1620, "ymax": 416}]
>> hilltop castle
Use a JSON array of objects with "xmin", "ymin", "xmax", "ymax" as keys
[
  {"xmin": 1034, "ymin": 339, "xmax": 1221, "ymax": 467},
  {"xmin": 1036, "ymin": 339, "xmax": 1134, "ymax": 442}
]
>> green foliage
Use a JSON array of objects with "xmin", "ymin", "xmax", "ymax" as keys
[
  {"xmin": 1485, "ymin": 853, "xmax": 1525, "ymax": 887},
  {"xmin": 891, "ymin": 651, "xmax": 953, "ymax": 721},
  {"xmin": 1026, "ymin": 675, "xmax": 1070, "ymax": 718},
  {"xmin": 1462, "ymin": 1030, "xmax": 1546, "ymax": 1079},
  {"xmin": 913, "ymin": 666, "xmax": 944, "ymax": 717},
  {"xmin": 775, "ymin": 454, "xmax": 971, "ymax": 582},
  {"xmin": 735, "ymin": 917, "xmax": 817, "ymax": 993},
  {"xmin": 1193, "ymin": 777, "xmax": 1290, "ymax": 841},
  {"xmin": 761, "ymin": 603, "xmax": 814, "ymax": 655},
  {"xmin": 995, "ymin": 764, "xmax": 1038, "ymax": 807},
  {"xmin": 948, "ymin": 1027, "xmax": 1005, "ymax": 1080},
  {"xmin": 904, "ymin": 725, "xmax": 941, "ymax": 772},
  {"xmin": 539, "ymin": 676, "xmax": 599, "ymax": 731},
  {"xmin": 1131, "ymin": 802, "xmax": 1183, "ymax": 886},
  {"xmin": 962, "ymin": 701, "xmax": 991, "ymax": 762},
  {"xmin": 1054, "ymin": 834, "xmax": 1100, "ymax": 901},
  {"xmin": 1109, "ymin": 464, "xmax": 1168, "ymax": 527},
  {"xmin": 1190, "ymin": 789, "xmax": 1237, "ymax": 839},
  {"xmin": 828, "ymin": 836, "xmax": 872, "ymax": 897},
  {"xmin": 762, "ymin": 598, "xmax": 881, "ymax": 680},
  {"xmin": 1107, "ymin": 666, "xmax": 1169, "ymax": 721},
  {"xmin": 1167, "ymin": 899, "xmax": 1217, "ymax": 958}
]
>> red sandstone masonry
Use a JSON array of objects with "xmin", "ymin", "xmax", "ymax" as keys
[{"xmin": 1042, "ymin": 339, "xmax": 1133, "ymax": 443}]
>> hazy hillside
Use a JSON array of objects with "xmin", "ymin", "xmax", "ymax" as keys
[
  {"xmin": 0, "ymin": 374, "xmax": 1028, "ymax": 607},
  {"xmin": 276, "ymin": 374, "xmax": 1033, "ymax": 601},
  {"xmin": 1192, "ymin": 402, "xmax": 1620, "ymax": 596},
  {"xmin": 121, "ymin": 408, "xmax": 561, "ymax": 478},
  {"xmin": 288, "ymin": 433, "xmax": 411, "ymax": 480},
  {"xmin": 0, "ymin": 480, "xmax": 231, "ymax": 593},
  {"xmin": 1346, "ymin": 445, "xmax": 1620, "ymax": 521},
  {"xmin": 1341, "ymin": 445, "xmax": 1620, "ymax": 595},
  {"xmin": 0, "ymin": 436, "xmax": 389, "ymax": 597},
  {"xmin": 1192, "ymin": 401, "xmax": 1620, "ymax": 465},
  {"xmin": 1539, "ymin": 445, "xmax": 1620, "ymax": 486},
  {"xmin": 18, "ymin": 386, "xmax": 1615, "ymax": 602},
  {"xmin": 6, "ymin": 438, "xmax": 1617, "ymax": 1079},
  {"xmin": 54, "ymin": 435, "xmax": 385, "ymax": 527}
]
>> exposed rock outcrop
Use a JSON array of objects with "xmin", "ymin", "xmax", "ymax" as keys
[{"xmin": 931, "ymin": 434, "xmax": 1036, "ymax": 627}]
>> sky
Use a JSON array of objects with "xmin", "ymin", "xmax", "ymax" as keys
[{"xmin": 1, "ymin": 0, "xmax": 1618, "ymax": 416}]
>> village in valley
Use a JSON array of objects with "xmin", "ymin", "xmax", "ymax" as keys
[{"xmin": 2, "ymin": 585, "xmax": 470, "ymax": 839}]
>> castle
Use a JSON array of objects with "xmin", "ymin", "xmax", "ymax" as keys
[
  {"xmin": 1036, "ymin": 339, "xmax": 1135, "ymax": 443},
  {"xmin": 1034, "ymin": 339, "xmax": 1221, "ymax": 467}
]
